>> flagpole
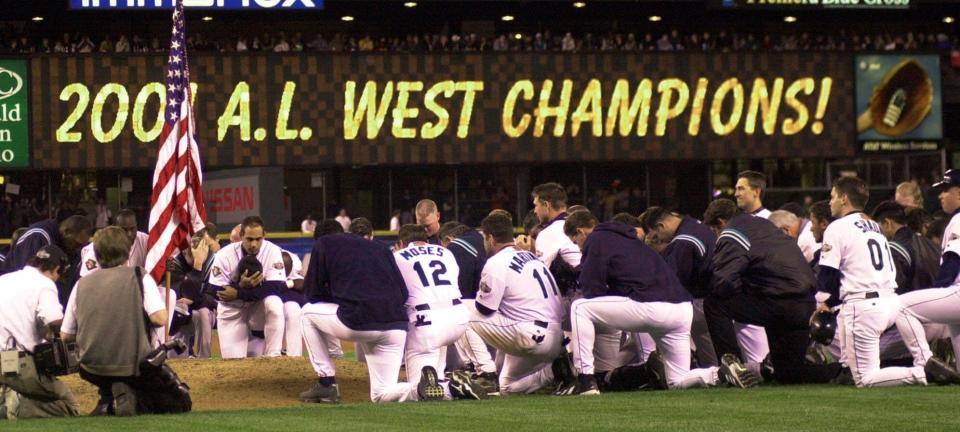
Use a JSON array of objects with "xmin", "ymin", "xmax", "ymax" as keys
[{"xmin": 164, "ymin": 270, "xmax": 171, "ymax": 343}]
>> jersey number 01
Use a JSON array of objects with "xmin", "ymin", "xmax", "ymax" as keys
[{"xmin": 866, "ymin": 239, "xmax": 893, "ymax": 271}]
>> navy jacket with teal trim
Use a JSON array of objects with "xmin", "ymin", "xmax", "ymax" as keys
[{"xmin": 710, "ymin": 213, "xmax": 816, "ymax": 300}]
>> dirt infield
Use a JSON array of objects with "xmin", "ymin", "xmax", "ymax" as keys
[{"xmin": 60, "ymin": 357, "xmax": 374, "ymax": 413}]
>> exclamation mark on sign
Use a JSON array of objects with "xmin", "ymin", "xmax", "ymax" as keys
[{"xmin": 811, "ymin": 77, "xmax": 832, "ymax": 135}]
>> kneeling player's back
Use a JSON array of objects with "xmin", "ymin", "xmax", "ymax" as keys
[
  {"xmin": 820, "ymin": 213, "xmax": 898, "ymax": 295},
  {"xmin": 478, "ymin": 247, "xmax": 563, "ymax": 324},
  {"xmin": 394, "ymin": 243, "xmax": 462, "ymax": 308}
]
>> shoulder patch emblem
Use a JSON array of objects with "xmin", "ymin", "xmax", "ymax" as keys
[
  {"xmin": 951, "ymin": 234, "xmax": 959, "ymax": 241},
  {"xmin": 273, "ymin": 262, "xmax": 285, "ymax": 270},
  {"xmin": 212, "ymin": 266, "xmax": 222, "ymax": 277},
  {"xmin": 480, "ymin": 282, "xmax": 492, "ymax": 294},
  {"xmin": 85, "ymin": 259, "xmax": 98, "ymax": 270},
  {"xmin": 821, "ymin": 244, "xmax": 832, "ymax": 252}
]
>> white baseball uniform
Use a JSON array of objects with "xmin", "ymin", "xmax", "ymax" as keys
[
  {"xmin": 281, "ymin": 249, "xmax": 305, "ymax": 357},
  {"xmin": 736, "ymin": 209, "xmax": 772, "ymax": 363},
  {"xmin": 820, "ymin": 212, "xmax": 926, "ymax": 387},
  {"xmin": 209, "ymin": 240, "xmax": 286, "ymax": 358},
  {"xmin": 394, "ymin": 243, "xmax": 467, "ymax": 388},
  {"xmin": 78, "ymin": 231, "xmax": 149, "ymax": 276},
  {"xmin": 896, "ymin": 213, "xmax": 960, "ymax": 372},
  {"xmin": 470, "ymin": 246, "xmax": 565, "ymax": 394}
]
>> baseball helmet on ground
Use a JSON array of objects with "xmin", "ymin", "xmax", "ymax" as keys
[{"xmin": 809, "ymin": 310, "xmax": 838, "ymax": 345}]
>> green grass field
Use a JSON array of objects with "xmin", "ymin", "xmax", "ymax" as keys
[{"xmin": 4, "ymin": 385, "xmax": 959, "ymax": 432}]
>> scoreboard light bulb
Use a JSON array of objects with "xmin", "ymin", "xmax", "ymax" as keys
[
  {"xmin": 648, "ymin": 15, "xmax": 662, "ymax": 22},
  {"xmin": 32, "ymin": 16, "xmax": 44, "ymax": 22},
  {"xmin": 341, "ymin": 15, "xmax": 354, "ymax": 22},
  {"xmin": 502, "ymin": 15, "xmax": 515, "ymax": 22},
  {"xmin": 784, "ymin": 16, "xmax": 797, "ymax": 23},
  {"xmin": 514, "ymin": 33, "xmax": 523, "ymax": 40},
  {"xmin": 202, "ymin": 16, "xmax": 213, "ymax": 21},
  {"xmin": 944, "ymin": 17, "xmax": 955, "ymax": 24},
  {"xmin": 573, "ymin": 2, "xmax": 586, "ymax": 8},
  {"xmin": 404, "ymin": 2, "xmax": 417, "ymax": 7}
]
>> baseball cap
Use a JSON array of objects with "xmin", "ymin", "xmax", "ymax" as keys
[
  {"xmin": 34, "ymin": 245, "xmax": 69, "ymax": 268},
  {"xmin": 236, "ymin": 254, "xmax": 263, "ymax": 281},
  {"xmin": 932, "ymin": 169, "xmax": 960, "ymax": 190}
]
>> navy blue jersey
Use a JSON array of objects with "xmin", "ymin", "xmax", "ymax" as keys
[
  {"xmin": 712, "ymin": 213, "xmax": 816, "ymax": 299},
  {"xmin": 446, "ymin": 229, "xmax": 487, "ymax": 299},
  {"xmin": 579, "ymin": 222, "xmax": 691, "ymax": 304},
  {"xmin": 303, "ymin": 233, "xmax": 408, "ymax": 331},
  {"xmin": 661, "ymin": 216, "xmax": 715, "ymax": 298},
  {"xmin": 4, "ymin": 219, "xmax": 61, "ymax": 274}
]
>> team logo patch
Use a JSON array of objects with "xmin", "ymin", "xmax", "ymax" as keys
[
  {"xmin": 480, "ymin": 282, "xmax": 492, "ymax": 294},
  {"xmin": 84, "ymin": 259, "xmax": 98, "ymax": 270},
  {"xmin": 273, "ymin": 262, "xmax": 285, "ymax": 270},
  {"xmin": 212, "ymin": 266, "xmax": 222, "ymax": 277},
  {"xmin": 821, "ymin": 244, "xmax": 832, "ymax": 252},
  {"xmin": 951, "ymin": 234, "xmax": 959, "ymax": 241}
]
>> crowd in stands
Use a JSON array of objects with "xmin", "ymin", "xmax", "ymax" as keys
[{"xmin": 2, "ymin": 28, "xmax": 958, "ymax": 56}]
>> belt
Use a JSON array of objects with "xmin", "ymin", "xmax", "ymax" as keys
[
  {"xmin": 843, "ymin": 291, "xmax": 882, "ymax": 302},
  {"xmin": 534, "ymin": 320, "xmax": 548, "ymax": 329},
  {"xmin": 414, "ymin": 298, "xmax": 462, "ymax": 311}
]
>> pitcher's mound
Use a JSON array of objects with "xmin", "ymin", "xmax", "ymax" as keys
[{"xmin": 61, "ymin": 357, "xmax": 373, "ymax": 413}]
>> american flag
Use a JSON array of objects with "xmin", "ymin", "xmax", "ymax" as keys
[{"xmin": 145, "ymin": 0, "xmax": 207, "ymax": 283}]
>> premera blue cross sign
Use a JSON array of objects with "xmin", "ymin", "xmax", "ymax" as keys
[{"xmin": 70, "ymin": 0, "xmax": 323, "ymax": 10}]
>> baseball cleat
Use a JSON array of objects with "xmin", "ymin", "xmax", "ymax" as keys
[
  {"xmin": 925, "ymin": 357, "xmax": 960, "ymax": 385},
  {"xmin": 417, "ymin": 366, "xmax": 445, "ymax": 401},
  {"xmin": 449, "ymin": 371, "xmax": 489, "ymax": 400},
  {"xmin": 300, "ymin": 381, "xmax": 340, "ymax": 404},
  {"xmin": 472, "ymin": 371, "xmax": 500, "ymax": 395},
  {"xmin": 719, "ymin": 354, "xmax": 759, "ymax": 389},
  {"xmin": 111, "ymin": 382, "xmax": 138, "ymax": 417},
  {"xmin": 576, "ymin": 374, "xmax": 600, "ymax": 395},
  {"xmin": 645, "ymin": 351, "xmax": 669, "ymax": 390}
]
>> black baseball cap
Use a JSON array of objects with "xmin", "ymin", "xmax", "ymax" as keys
[{"xmin": 933, "ymin": 169, "xmax": 960, "ymax": 190}]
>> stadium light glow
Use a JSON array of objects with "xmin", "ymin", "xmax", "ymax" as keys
[
  {"xmin": 502, "ymin": 15, "xmax": 515, "ymax": 22},
  {"xmin": 573, "ymin": 2, "xmax": 586, "ymax": 8},
  {"xmin": 202, "ymin": 16, "xmax": 213, "ymax": 21},
  {"xmin": 404, "ymin": 2, "xmax": 417, "ymax": 7},
  {"xmin": 648, "ymin": 15, "xmax": 661, "ymax": 22},
  {"xmin": 32, "ymin": 16, "xmax": 44, "ymax": 22},
  {"xmin": 341, "ymin": 15, "xmax": 354, "ymax": 22},
  {"xmin": 514, "ymin": 33, "xmax": 523, "ymax": 40},
  {"xmin": 784, "ymin": 16, "xmax": 797, "ymax": 23},
  {"xmin": 944, "ymin": 16, "xmax": 955, "ymax": 24}
]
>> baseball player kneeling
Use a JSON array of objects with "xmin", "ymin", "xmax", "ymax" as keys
[
  {"xmin": 299, "ymin": 229, "xmax": 455, "ymax": 403},
  {"xmin": 563, "ymin": 210, "xmax": 757, "ymax": 394},
  {"xmin": 394, "ymin": 224, "xmax": 486, "ymax": 400},
  {"xmin": 817, "ymin": 176, "xmax": 955, "ymax": 387},
  {"xmin": 208, "ymin": 216, "xmax": 286, "ymax": 358},
  {"xmin": 468, "ymin": 212, "xmax": 576, "ymax": 395}
]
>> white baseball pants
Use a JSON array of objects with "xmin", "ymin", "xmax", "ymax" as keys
[
  {"xmin": 839, "ymin": 293, "xmax": 926, "ymax": 387},
  {"xmin": 301, "ymin": 302, "xmax": 419, "ymax": 402},
  {"xmin": 570, "ymin": 297, "xmax": 720, "ymax": 389},
  {"xmin": 897, "ymin": 286, "xmax": 960, "ymax": 371},
  {"xmin": 283, "ymin": 301, "xmax": 304, "ymax": 357},
  {"xmin": 405, "ymin": 303, "xmax": 468, "ymax": 385},
  {"xmin": 217, "ymin": 295, "xmax": 284, "ymax": 358},
  {"xmin": 469, "ymin": 311, "xmax": 564, "ymax": 394},
  {"xmin": 454, "ymin": 300, "xmax": 497, "ymax": 374}
]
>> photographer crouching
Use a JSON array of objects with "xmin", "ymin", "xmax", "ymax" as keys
[
  {"xmin": 61, "ymin": 227, "xmax": 191, "ymax": 417},
  {"xmin": 0, "ymin": 246, "xmax": 79, "ymax": 419}
]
